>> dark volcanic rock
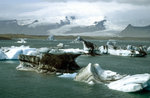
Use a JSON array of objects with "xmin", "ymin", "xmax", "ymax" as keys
[{"xmin": 18, "ymin": 53, "xmax": 81, "ymax": 73}]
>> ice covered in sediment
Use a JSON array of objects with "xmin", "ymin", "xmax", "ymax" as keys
[
  {"xmin": 108, "ymin": 73, "xmax": 150, "ymax": 92},
  {"xmin": 0, "ymin": 49, "xmax": 7, "ymax": 60},
  {"xmin": 74, "ymin": 63, "xmax": 124, "ymax": 85},
  {"xmin": 58, "ymin": 73, "xmax": 77, "ymax": 79},
  {"xmin": 16, "ymin": 63, "xmax": 35, "ymax": 71}
]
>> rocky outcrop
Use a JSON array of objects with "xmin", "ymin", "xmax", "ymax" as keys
[{"xmin": 17, "ymin": 53, "xmax": 81, "ymax": 73}]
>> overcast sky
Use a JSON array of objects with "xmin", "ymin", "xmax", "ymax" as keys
[{"xmin": 0, "ymin": 0, "xmax": 150, "ymax": 31}]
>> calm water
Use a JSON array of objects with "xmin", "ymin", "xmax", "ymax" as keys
[{"xmin": 0, "ymin": 39, "xmax": 150, "ymax": 98}]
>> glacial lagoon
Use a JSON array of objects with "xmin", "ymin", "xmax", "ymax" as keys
[{"xmin": 0, "ymin": 39, "xmax": 150, "ymax": 98}]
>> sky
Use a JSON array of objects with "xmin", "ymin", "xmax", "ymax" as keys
[{"xmin": 0, "ymin": 0, "xmax": 150, "ymax": 34}]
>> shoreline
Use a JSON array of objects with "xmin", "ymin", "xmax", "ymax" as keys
[{"xmin": 0, "ymin": 34, "xmax": 150, "ymax": 41}]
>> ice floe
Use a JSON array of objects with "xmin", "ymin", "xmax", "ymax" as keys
[
  {"xmin": 0, "ymin": 49, "xmax": 7, "ymax": 60},
  {"xmin": 108, "ymin": 73, "xmax": 150, "ymax": 92},
  {"xmin": 99, "ymin": 41, "xmax": 147, "ymax": 57},
  {"xmin": 58, "ymin": 73, "xmax": 77, "ymax": 79},
  {"xmin": 147, "ymin": 46, "xmax": 150, "ymax": 54},
  {"xmin": 16, "ymin": 38, "xmax": 27, "ymax": 43},
  {"xmin": 0, "ymin": 46, "xmax": 36, "ymax": 60}
]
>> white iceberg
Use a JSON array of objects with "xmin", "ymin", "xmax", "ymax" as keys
[
  {"xmin": 37, "ymin": 47, "xmax": 50, "ymax": 53},
  {"xmin": 57, "ymin": 43, "xmax": 64, "ymax": 48},
  {"xmin": 108, "ymin": 74, "xmax": 150, "ymax": 92},
  {"xmin": 59, "ymin": 48, "xmax": 88, "ymax": 54},
  {"xmin": 2, "ymin": 46, "xmax": 36, "ymax": 60},
  {"xmin": 58, "ymin": 73, "xmax": 77, "ymax": 79},
  {"xmin": 47, "ymin": 35, "xmax": 56, "ymax": 41},
  {"xmin": 147, "ymin": 46, "xmax": 150, "ymax": 54},
  {"xmin": 99, "ymin": 46, "xmax": 108, "ymax": 54},
  {"xmin": 74, "ymin": 63, "xmax": 124, "ymax": 85},
  {"xmin": 108, "ymin": 49, "xmax": 135, "ymax": 56},
  {"xmin": 5, "ymin": 48, "xmax": 23, "ymax": 59},
  {"xmin": 71, "ymin": 36, "xmax": 83, "ymax": 43},
  {"xmin": 99, "ymin": 45, "xmax": 145, "ymax": 57},
  {"xmin": 17, "ymin": 38, "xmax": 27, "ymax": 43},
  {"xmin": 49, "ymin": 48, "xmax": 88, "ymax": 54},
  {"xmin": 0, "ymin": 49, "xmax": 7, "ymax": 60}
]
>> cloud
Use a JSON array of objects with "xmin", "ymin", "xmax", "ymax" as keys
[
  {"xmin": 43, "ymin": 0, "xmax": 150, "ymax": 5},
  {"xmin": 0, "ymin": 0, "xmax": 150, "ymax": 36}
]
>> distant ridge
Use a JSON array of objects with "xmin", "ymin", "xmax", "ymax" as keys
[
  {"xmin": 120, "ymin": 24, "xmax": 150, "ymax": 37},
  {"xmin": 0, "ymin": 18, "xmax": 71, "ymax": 35}
]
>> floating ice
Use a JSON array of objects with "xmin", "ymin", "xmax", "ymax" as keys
[
  {"xmin": 74, "ymin": 63, "xmax": 124, "ymax": 85},
  {"xmin": 17, "ymin": 38, "xmax": 27, "ymax": 43},
  {"xmin": 59, "ymin": 48, "xmax": 88, "ymax": 54},
  {"xmin": 147, "ymin": 46, "xmax": 150, "ymax": 54},
  {"xmin": 58, "ymin": 73, "xmax": 77, "ymax": 79},
  {"xmin": 74, "ymin": 63, "xmax": 150, "ymax": 92},
  {"xmin": 0, "ymin": 49, "xmax": 7, "ymax": 60},
  {"xmin": 99, "ymin": 45, "xmax": 145, "ymax": 57},
  {"xmin": 1, "ymin": 46, "xmax": 36, "ymax": 60},
  {"xmin": 108, "ymin": 49, "xmax": 134, "ymax": 56},
  {"xmin": 37, "ymin": 47, "xmax": 50, "ymax": 53},
  {"xmin": 108, "ymin": 74, "xmax": 150, "ymax": 92},
  {"xmin": 16, "ymin": 63, "xmax": 35, "ymax": 71},
  {"xmin": 57, "ymin": 43, "xmax": 64, "ymax": 48}
]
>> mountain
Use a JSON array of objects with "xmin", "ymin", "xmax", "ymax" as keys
[
  {"xmin": 63, "ymin": 19, "xmax": 107, "ymax": 34},
  {"xmin": 0, "ymin": 17, "xmax": 107, "ymax": 35},
  {"xmin": 120, "ymin": 24, "xmax": 150, "ymax": 37},
  {"xmin": 0, "ymin": 16, "xmax": 72, "ymax": 35}
]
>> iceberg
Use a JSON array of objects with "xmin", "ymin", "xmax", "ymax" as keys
[
  {"xmin": 71, "ymin": 36, "xmax": 84, "ymax": 43},
  {"xmin": 108, "ymin": 74, "xmax": 150, "ymax": 92},
  {"xmin": 147, "ymin": 46, "xmax": 150, "ymax": 54},
  {"xmin": 0, "ymin": 49, "xmax": 7, "ymax": 60},
  {"xmin": 17, "ymin": 38, "xmax": 27, "ymax": 43},
  {"xmin": 99, "ymin": 46, "xmax": 108, "ymax": 54},
  {"xmin": 5, "ymin": 48, "xmax": 23, "ymax": 59},
  {"xmin": 47, "ymin": 35, "xmax": 56, "ymax": 41},
  {"xmin": 17, "ymin": 53, "xmax": 81, "ymax": 73},
  {"xmin": 59, "ymin": 48, "xmax": 88, "ymax": 54},
  {"xmin": 108, "ymin": 49, "xmax": 134, "ymax": 56},
  {"xmin": 57, "ymin": 43, "xmax": 64, "ymax": 48},
  {"xmin": 37, "ymin": 47, "xmax": 50, "ymax": 53},
  {"xmin": 1, "ymin": 46, "xmax": 36, "ymax": 60},
  {"xmin": 74, "ymin": 63, "xmax": 150, "ymax": 92},
  {"xmin": 99, "ymin": 41, "xmax": 147, "ymax": 57},
  {"xmin": 58, "ymin": 73, "xmax": 77, "ymax": 79},
  {"xmin": 74, "ymin": 63, "xmax": 124, "ymax": 85},
  {"xmin": 99, "ymin": 45, "xmax": 146, "ymax": 57}
]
